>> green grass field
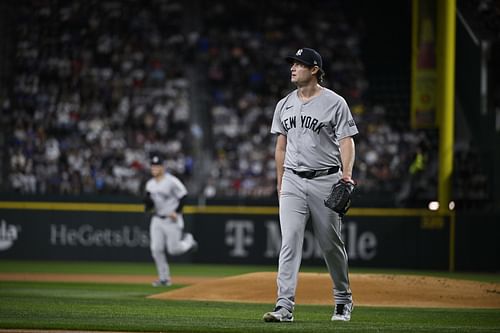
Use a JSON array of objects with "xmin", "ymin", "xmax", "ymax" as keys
[{"xmin": 0, "ymin": 260, "xmax": 499, "ymax": 332}]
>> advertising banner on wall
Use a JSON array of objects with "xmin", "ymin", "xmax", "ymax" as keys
[
  {"xmin": 0, "ymin": 204, "xmax": 450, "ymax": 269},
  {"xmin": 0, "ymin": 210, "xmax": 152, "ymax": 261},
  {"xmin": 411, "ymin": 0, "xmax": 438, "ymax": 128},
  {"xmin": 193, "ymin": 214, "xmax": 449, "ymax": 269}
]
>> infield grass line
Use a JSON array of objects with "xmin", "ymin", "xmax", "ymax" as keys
[{"xmin": 0, "ymin": 260, "xmax": 499, "ymax": 283}]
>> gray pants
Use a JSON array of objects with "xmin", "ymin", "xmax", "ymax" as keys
[
  {"xmin": 150, "ymin": 215, "xmax": 195, "ymax": 282},
  {"xmin": 276, "ymin": 169, "xmax": 352, "ymax": 311}
]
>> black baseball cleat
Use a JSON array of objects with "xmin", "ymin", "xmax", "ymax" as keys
[{"xmin": 331, "ymin": 302, "xmax": 353, "ymax": 321}]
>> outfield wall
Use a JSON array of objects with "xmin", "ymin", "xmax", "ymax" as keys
[{"xmin": 0, "ymin": 200, "xmax": 498, "ymax": 271}]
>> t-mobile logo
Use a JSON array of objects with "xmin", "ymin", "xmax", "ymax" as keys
[{"xmin": 225, "ymin": 220, "xmax": 254, "ymax": 257}]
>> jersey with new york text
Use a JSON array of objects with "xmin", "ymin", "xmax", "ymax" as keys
[
  {"xmin": 270, "ymin": 88, "xmax": 358, "ymax": 171},
  {"xmin": 145, "ymin": 173, "xmax": 187, "ymax": 215}
]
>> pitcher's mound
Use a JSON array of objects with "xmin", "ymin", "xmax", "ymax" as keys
[{"xmin": 149, "ymin": 272, "xmax": 500, "ymax": 308}]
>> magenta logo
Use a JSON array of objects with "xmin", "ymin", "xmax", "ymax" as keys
[{"xmin": 0, "ymin": 220, "xmax": 19, "ymax": 251}]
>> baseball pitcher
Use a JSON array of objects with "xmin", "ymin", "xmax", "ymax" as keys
[{"xmin": 263, "ymin": 48, "xmax": 358, "ymax": 322}]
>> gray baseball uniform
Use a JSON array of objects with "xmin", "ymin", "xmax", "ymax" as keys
[
  {"xmin": 270, "ymin": 87, "xmax": 358, "ymax": 312},
  {"xmin": 146, "ymin": 173, "xmax": 196, "ymax": 284}
]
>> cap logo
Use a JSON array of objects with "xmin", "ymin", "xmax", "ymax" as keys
[{"xmin": 296, "ymin": 49, "xmax": 303, "ymax": 56}]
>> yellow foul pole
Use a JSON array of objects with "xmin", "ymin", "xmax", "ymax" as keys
[
  {"xmin": 436, "ymin": 0, "xmax": 456, "ymax": 272},
  {"xmin": 437, "ymin": 0, "xmax": 456, "ymax": 213}
]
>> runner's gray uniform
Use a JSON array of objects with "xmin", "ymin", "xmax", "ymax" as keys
[
  {"xmin": 270, "ymin": 87, "xmax": 358, "ymax": 312},
  {"xmin": 146, "ymin": 173, "xmax": 196, "ymax": 283}
]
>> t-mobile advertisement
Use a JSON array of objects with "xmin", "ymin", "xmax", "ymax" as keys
[{"xmin": 0, "ymin": 207, "xmax": 451, "ymax": 269}]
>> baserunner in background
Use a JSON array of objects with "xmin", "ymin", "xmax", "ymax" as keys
[{"xmin": 144, "ymin": 154, "xmax": 198, "ymax": 287}]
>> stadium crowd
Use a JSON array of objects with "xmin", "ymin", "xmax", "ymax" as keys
[
  {"xmin": 6, "ymin": 0, "xmax": 194, "ymax": 195},
  {"xmin": 3, "ymin": 0, "xmax": 492, "ymax": 207}
]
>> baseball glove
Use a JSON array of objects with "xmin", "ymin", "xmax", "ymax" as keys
[{"xmin": 324, "ymin": 179, "xmax": 356, "ymax": 216}]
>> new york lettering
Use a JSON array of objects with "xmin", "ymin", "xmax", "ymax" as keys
[
  {"xmin": 300, "ymin": 115, "xmax": 326, "ymax": 134},
  {"xmin": 281, "ymin": 116, "xmax": 297, "ymax": 132},
  {"xmin": 281, "ymin": 115, "xmax": 326, "ymax": 134}
]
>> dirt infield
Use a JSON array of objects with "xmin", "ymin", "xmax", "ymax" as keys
[
  {"xmin": 1, "ymin": 272, "xmax": 499, "ymax": 308},
  {"xmin": 0, "ymin": 272, "xmax": 215, "ymax": 285},
  {"xmin": 149, "ymin": 272, "xmax": 500, "ymax": 309},
  {"xmin": 0, "ymin": 331, "xmax": 143, "ymax": 333}
]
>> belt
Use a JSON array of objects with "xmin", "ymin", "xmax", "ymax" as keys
[
  {"xmin": 291, "ymin": 166, "xmax": 339, "ymax": 179},
  {"xmin": 154, "ymin": 214, "xmax": 167, "ymax": 219}
]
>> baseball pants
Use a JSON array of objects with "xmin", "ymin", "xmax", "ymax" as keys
[
  {"xmin": 150, "ymin": 215, "xmax": 195, "ymax": 282},
  {"xmin": 276, "ymin": 168, "xmax": 352, "ymax": 311}
]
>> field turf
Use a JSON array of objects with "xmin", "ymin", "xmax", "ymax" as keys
[{"xmin": 0, "ymin": 260, "xmax": 499, "ymax": 333}]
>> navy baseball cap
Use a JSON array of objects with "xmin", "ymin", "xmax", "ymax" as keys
[
  {"xmin": 150, "ymin": 154, "xmax": 163, "ymax": 166},
  {"xmin": 286, "ymin": 48, "xmax": 324, "ymax": 74}
]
